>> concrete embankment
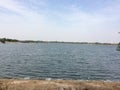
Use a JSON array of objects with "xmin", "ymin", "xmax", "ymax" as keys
[{"xmin": 0, "ymin": 79, "xmax": 120, "ymax": 90}]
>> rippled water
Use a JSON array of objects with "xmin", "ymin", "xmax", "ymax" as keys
[{"xmin": 0, "ymin": 43, "xmax": 120, "ymax": 81}]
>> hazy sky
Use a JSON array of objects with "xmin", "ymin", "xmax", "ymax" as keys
[{"xmin": 0, "ymin": 0, "xmax": 120, "ymax": 43}]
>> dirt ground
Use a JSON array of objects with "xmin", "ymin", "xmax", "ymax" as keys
[{"xmin": 0, "ymin": 79, "xmax": 120, "ymax": 90}]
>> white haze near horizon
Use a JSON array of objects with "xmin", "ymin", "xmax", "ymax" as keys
[{"xmin": 0, "ymin": 0, "xmax": 120, "ymax": 43}]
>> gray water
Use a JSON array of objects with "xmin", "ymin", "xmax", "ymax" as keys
[{"xmin": 0, "ymin": 43, "xmax": 120, "ymax": 81}]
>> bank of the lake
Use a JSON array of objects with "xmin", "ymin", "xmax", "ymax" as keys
[
  {"xmin": 0, "ymin": 79, "xmax": 120, "ymax": 90},
  {"xmin": 0, "ymin": 38, "xmax": 118, "ymax": 45}
]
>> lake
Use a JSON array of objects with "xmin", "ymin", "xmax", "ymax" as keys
[{"xmin": 0, "ymin": 43, "xmax": 120, "ymax": 81}]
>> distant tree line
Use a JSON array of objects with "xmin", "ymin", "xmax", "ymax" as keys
[
  {"xmin": 0, "ymin": 38, "xmax": 19, "ymax": 43},
  {"xmin": 0, "ymin": 38, "xmax": 117, "ymax": 45}
]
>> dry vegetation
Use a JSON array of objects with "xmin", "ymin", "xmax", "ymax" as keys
[{"xmin": 0, "ymin": 79, "xmax": 120, "ymax": 90}]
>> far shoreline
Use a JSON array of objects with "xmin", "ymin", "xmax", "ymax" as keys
[{"xmin": 0, "ymin": 38, "xmax": 118, "ymax": 45}]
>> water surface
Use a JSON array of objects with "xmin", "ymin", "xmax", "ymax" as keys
[{"xmin": 0, "ymin": 43, "xmax": 120, "ymax": 81}]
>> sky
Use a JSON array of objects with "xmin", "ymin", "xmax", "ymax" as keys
[{"xmin": 0, "ymin": 0, "xmax": 120, "ymax": 43}]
